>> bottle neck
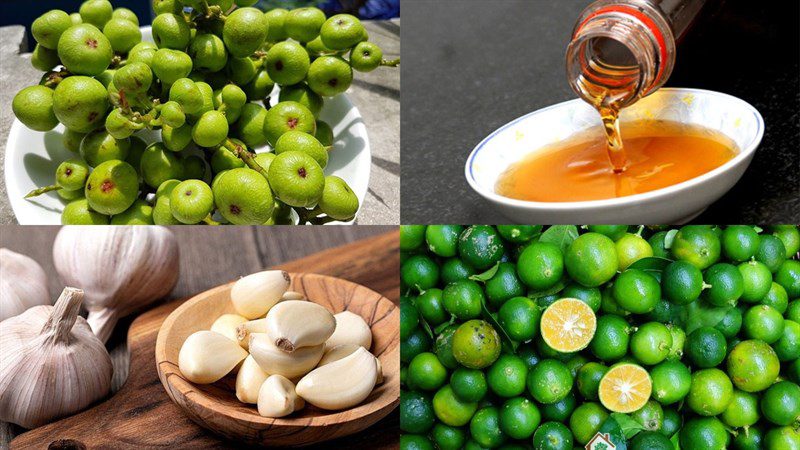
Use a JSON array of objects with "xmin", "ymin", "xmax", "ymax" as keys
[{"xmin": 566, "ymin": 0, "xmax": 676, "ymax": 110}]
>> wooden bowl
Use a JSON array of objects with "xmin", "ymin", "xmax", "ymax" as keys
[{"xmin": 155, "ymin": 273, "xmax": 399, "ymax": 447}]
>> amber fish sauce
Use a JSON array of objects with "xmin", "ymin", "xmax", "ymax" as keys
[{"xmin": 495, "ymin": 120, "xmax": 737, "ymax": 202}]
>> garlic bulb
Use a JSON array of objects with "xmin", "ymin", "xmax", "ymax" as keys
[
  {"xmin": 236, "ymin": 318, "xmax": 267, "ymax": 350},
  {"xmin": 257, "ymin": 375, "xmax": 304, "ymax": 418},
  {"xmin": 249, "ymin": 332, "xmax": 324, "ymax": 379},
  {"xmin": 230, "ymin": 270, "xmax": 290, "ymax": 319},
  {"xmin": 325, "ymin": 311, "xmax": 373, "ymax": 350},
  {"xmin": 53, "ymin": 226, "xmax": 179, "ymax": 343},
  {"xmin": 211, "ymin": 314, "xmax": 248, "ymax": 342},
  {"xmin": 236, "ymin": 356, "xmax": 269, "ymax": 404},
  {"xmin": 296, "ymin": 347, "xmax": 377, "ymax": 410},
  {"xmin": 178, "ymin": 331, "xmax": 248, "ymax": 384},
  {"xmin": 0, "ymin": 248, "xmax": 50, "ymax": 322},
  {"xmin": 0, "ymin": 287, "xmax": 112, "ymax": 428},
  {"xmin": 266, "ymin": 300, "xmax": 336, "ymax": 352}
]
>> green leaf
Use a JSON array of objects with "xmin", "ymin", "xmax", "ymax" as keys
[
  {"xmin": 596, "ymin": 415, "xmax": 629, "ymax": 450},
  {"xmin": 664, "ymin": 229, "xmax": 679, "ymax": 249},
  {"xmin": 527, "ymin": 279, "xmax": 566, "ymax": 299},
  {"xmin": 480, "ymin": 298, "xmax": 519, "ymax": 352},
  {"xmin": 680, "ymin": 300, "xmax": 733, "ymax": 334},
  {"xmin": 628, "ymin": 256, "xmax": 673, "ymax": 273},
  {"xmin": 611, "ymin": 413, "xmax": 645, "ymax": 439},
  {"xmin": 539, "ymin": 225, "xmax": 579, "ymax": 253},
  {"xmin": 433, "ymin": 316, "xmax": 456, "ymax": 335},
  {"xmin": 671, "ymin": 431, "xmax": 680, "ymax": 449},
  {"xmin": 418, "ymin": 315, "xmax": 434, "ymax": 340},
  {"xmin": 469, "ymin": 262, "xmax": 501, "ymax": 282}
]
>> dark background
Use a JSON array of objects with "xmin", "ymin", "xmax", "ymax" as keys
[{"xmin": 400, "ymin": 0, "xmax": 799, "ymax": 224}]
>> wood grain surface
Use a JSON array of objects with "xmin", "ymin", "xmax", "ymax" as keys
[{"xmin": 0, "ymin": 226, "xmax": 399, "ymax": 449}]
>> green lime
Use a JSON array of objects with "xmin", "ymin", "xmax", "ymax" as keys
[
  {"xmin": 599, "ymin": 287, "xmax": 630, "ymax": 317},
  {"xmin": 630, "ymin": 322, "xmax": 673, "ymax": 366},
  {"xmin": 589, "ymin": 315, "xmax": 631, "ymax": 361},
  {"xmin": 485, "ymin": 262, "xmax": 525, "ymax": 307},
  {"xmin": 662, "ymin": 260, "xmax": 704, "ymax": 304},
  {"xmin": 433, "ymin": 384, "xmax": 478, "ymax": 427},
  {"xmin": 569, "ymin": 402, "xmax": 608, "ymax": 445},
  {"xmin": 645, "ymin": 299, "xmax": 678, "ymax": 323},
  {"xmin": 790, "ymin": 300, "xmax": 800, "ymax": 323},
  {"xmin": 713, "ymin": 307, "xmax": 743, "ymax": 338},
  {"xmin": 434, "ymin": 325, "xmax": 459, "ymax": 369},
  {"xmin": 487, "ymin": 354, "xmax": 528, "ymax": 398},
  {"xmin": 400, "ymin": 390, "xmax": 434, "ymax": 433},
  {"xmin": 496, "ymin": 225, "xmax": 541, "ymax": 243},
  {"xmin": 517, "ymin": 344, "xmax": 540, "ymax": 370},
  {"xmin": 650, "ymin": 360, "xmax": 691, "ymax": 405},
  {"xmin": 775, "ymin": 320, "xmax": 800, "ymax": 361},
  {"xmin": 430, "ymin": 423, "xmax": 466, "ymax": 450},
  {"xmin": 562, "ymin": 283, "xmax": 602, "ymax": 312},
  {"xmin": 756, "ymin": 235, "xmax": 788, "ymax": 273},
  {"xmin": 565, "ymin": 354, "xmax": 589, "ymax": 378},
  {"xmin": 720, "ymin": 389, "xmax": 759, "ymax": 428},
  {"xmin": 742, "ymin": 305, "xmax": 784, "ymax": 343},
  {"xmin": 588, "ymin": 225, "xmax": 628, "ymax": 241},
  {"xmin": 772, "ymin": 225, "xmax": 800, "ymax": 258},
  {"xmin": 499, "ymin": 397, "xmax": 540, "ymax": 440},
  {"xmin": 458, "ymin": 226, "xmax": 505, "ymax": 270},
  {"xmin": 497, "ymin": 296, "xmax": 541, "ymax": 342},
  {"xmin": 776, "ymin": 259, "xmax": 800, "ymax": 298},
  {"xmin": 615, "ymin": 233, "xmax": 654, "ymax": 271},
  {"xmin": 540, "ymin": 392, "xmax": 576, "ymax": 422},
  {"xmin": 450, "ymin": 368, "xmax": 488, "ymax": 403},
  {"xmin": 613, "ymin": 269, "xmax": 661, "ymax": 314},
  {"xmin": 679, "ymin": 417, "xmax": 728, "ymax": 450},
  {"xmin": 425, "ymin": 225, "xmax": 463, "ymax": 257},
  {"xmin": 665, "ymin": 324, "xmax": 686, "ymax": 360},
  {"xmin": 565, "ymin": 232, "xmax": 618, "ymax": 287},
  {"xmin": 451, "ymin": 320, "xmax": 501, "ymax": 369},
  {"xmin": 401, "ymin": 255, "xmax": 440, "ymax": 292},
  {"xmin": 442, "ymin": 280, "xmax": 484, "ymax": 320},
  {"xmin": 687, "ymin": 368, "xmax": 734, "ymax": 416},
  {"xmin": 400, "ymin": 225, "xmax": 427, "ymax": 251},
  {"xmin": 527, "ymin": 359, "xmax": 573, "ymax": 404},
  {"xmin": 469, "ymin": 406, "xmax": 506, "ymax": 448},
  {"xmin": 516, "ymin": 242, "xmax": 563, "ymax": 291},
  {"xmin": 671, "ymin": 225, "xmax": 721, "ymax": 269},
  {"xmin": 631, "ymin": 400, "xmax": 663, "ymax": 432},
  {"xmin": 402, "ymin": 328, "xmax": 431, "ymax": 364},
  {"xmin": 722, "ymin": 225, "xmax": 760, "ymax": 262},
  {"xmin": 764, "ymin": 426, "xmax": 800, "ymax": 450},
  {"xmin": 441, "ymin": 258, "xmax": 476, "ymax": 285},
  {"xmin": 576, "ymin": 362, "xmax": 608, "ymax": 400},
  {"xmin": 685, "ymin": 327, "xmax": 727, "ymax": 368},
  {"xmin": 761, "ymin": 282, "xmax": 789, "ymax": 313},
  {"xmin": 648, "ymin": 231, "xmax": 671, "ymax": 259},
  {"xmin": 414, "ymin": 289, "xmax": 447, "ymax": 326},
  {"xmin": 630, "ymin": 431, "xmax": 672, "ymax": 450},
  {"xmin": 703, "ymin": 263, "xmax": 745, "ymax": 306},
  {"xmin": 761, "ymin": 381, "xmax": 800, "ymax": 426},
  {"xmin": 738, "ymin": 261, "xmax": 773, "ymax": 302},
  {"xmin": 536, "ymin": 294, "xmax": 560, "ymax": 309},
  {"xmin": 732, "ymin": 426, "xmax": 764, "ymax": 450},
  {"xmin": 400, "ymin": 434, "xmax": 434, "ymax": 450},
  {"xmin": 408, "ymin": 352, "xmax": 448, "ymax": 391},
  {"xmin": 660, "ymin": 408, "xmax": 681, "ymax": 438},
  {"xmin": 532, "ymin": 422, "xmax": 573, "ymax": 450},
  {"xmin": 727, "ymin": 339, "xmax": 780, "ymax": 392}
]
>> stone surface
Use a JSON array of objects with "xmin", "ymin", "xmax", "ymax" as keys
[
  {"xmin": 401, "ymin": 0, "xmax": 799, "ymax": 224},
  {"xmin": 0, "ymin": 20, "xmax": 399, "ymax": 225}
]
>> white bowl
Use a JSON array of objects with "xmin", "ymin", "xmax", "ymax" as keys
[
  {"xmin": 4, "ymin": 26, "xmax": 370, "ymax": 225},
  {"xmin": 465, "ymin": 88, "xmax": 764, "ymax": 224}
]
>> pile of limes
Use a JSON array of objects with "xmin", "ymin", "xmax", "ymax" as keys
[{"xmin": 400, "ymin": 225, "xmax": 800, "ymax": 450}]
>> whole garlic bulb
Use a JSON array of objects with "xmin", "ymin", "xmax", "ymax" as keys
[
  {"xmin": 0, "ymin": 287, "xmax": 113, "ymax": 428},
  {"xmin": 53, "ymin": 226, "xmax": 180, "ymax": 343},
  {"xmin": 0, "ymin": 248, "xmax": 50, "ymax": 322}
]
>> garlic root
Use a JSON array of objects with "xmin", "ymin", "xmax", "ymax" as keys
[
  {"xmin": 249, "ymin": 333, "xmax": 324, "ymax": 379},
  {"xmin": 211, "ymin": 314, "xmax": 248, "ymax": 342},
  {"xmin": 235, "ymin": 318, "xmax": 267, "ymax": 350},
  {"xmin": 257, "ymin": 375, "xmax": 304, "ymax": 418},
  {"xmin": 325, "ymin": 311, "xmax": 373, "ymax": 350},
  {"xmin": 296, "ymin": 347, "xmax": 377, "ymax": 411},
  {"xmin": 266, "ymin": 300, "xmax": 336, "ymax": 352},
  {"xmin": 236, "ymin": 356, "xmax": 269, "ymax": 404},
  {"xmin": 178, "ymin": 331, "xmax": 248, "ymax": 384},
  {"xmin": 230, "ymin": 270, "xmax": 290, "ymax": 319},
  {"xmin": 0, "ymin": 248, "xmax": 50, "ymax": 322}
]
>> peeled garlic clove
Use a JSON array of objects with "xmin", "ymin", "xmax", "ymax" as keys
[
  {"xmin": 236, "ymin": 355, "xmax": 269, "ymax": 404},
  {"xmin": 231, "ymin": 270, "xmax": 290, "ymax": 319},
  {"xmin": 178, "ymin": 331, "xmax": 248, "ymax": 384},
  {"xmin": 257, "ymin": 375, "xmax": 305, "ymax": 418},
  {"xmin": 318, "ymin": 343, "xmax": 361, "ymax": 367},
  {"xmin": 325, "ymin": 311, "xmax": 373, "ymax": 350},
  {"xmin": 210, "ymin": 314, "xmax": 248, "ymax": 342},
  {"xmin": 266, "ymin": 300, "xmax": 336, "ymax": 352},
  {"xmin": 235, "ymin": 318, "xmax": 267, "ymax": 350},
  {"xmin": 296, "ymin": 347, "xmax": 377, "ymax": 411},
  {"xmin": 249, "ymin": 332, "xmax": 324, "ymax": 379},
  {"xmin": 0, "ymin": 248, "xmax": 50, "ymax": 322},
  {"xmin": 281, "ymin": 291, "xmax": 305, "ymax": 301}
]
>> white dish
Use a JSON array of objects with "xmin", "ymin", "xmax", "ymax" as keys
[
  {"xmin": 4, "ymin": 26, "xmax": 370, "ymax": 225},
  {"xmin": 465, "ymin": 88, "xmax": 764, "ymax": 224}
]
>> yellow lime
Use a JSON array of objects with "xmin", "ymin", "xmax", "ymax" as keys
[
  {"xmin": 598, "ymin": 363, "xmax": 652, "ymax": 413},
  {"xmin": 540, "ymin": 298, "xmax": 597, "ymax": 353}
]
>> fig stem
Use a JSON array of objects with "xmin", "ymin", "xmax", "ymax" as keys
[
  {"xmin": 381, "ymin": 58, "xmax": 400, "ymax": 67},
  {"xmin": 25, "ymin": 184, "xmax": 62, "ymax": 199},
  {"xmin": 221, "ymin": 138, "xmax": 270, "ymax": 181}
]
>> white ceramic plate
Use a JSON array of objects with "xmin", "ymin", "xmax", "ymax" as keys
[
  {"xmin": 466, "ymin": 88, "xmax": 764, "ymax": 224},
  {"xmin": 4, "ymin": 26, "xmax": 370, "ymax": 225}
]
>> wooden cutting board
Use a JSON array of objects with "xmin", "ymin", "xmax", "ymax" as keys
[{"xmin": 11, "ymin": 232, "xmax": 400, "ymax": 449}]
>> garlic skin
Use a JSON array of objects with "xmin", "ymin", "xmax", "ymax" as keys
[
  {"xmin": 236, "ymin": 356, "xmax": 269, "ymax": 404},
  {"xmin": 0, "ymin": 287, "xmax": 112, "ymax": 429},
  {"xmin": 53, "ymin": 226, "xmax": 179, "ymax": 343},
  {"xmin": 266, "ymin": 300, "xmax": 336, "ymax": 352},
  {"xmin": 296, "ymin": 347, "xmax": 378, "ymax": 411},
  {"xmin": 178, "ymin": 331, "xmax": 248, "ymax": 384},
  {"xmin": 325, "ymin": 311, "xmax": 373, "ymax": 350},
  {"xmin": 211, "ymin": 314, "xmax": 248, "ymax": 342},
  {"xmin": 235, "ymin": 318, "xmax": 267, "ymax": 350},
  {"xmin": 0, "ymin": 248, "xmax": 50, "ymax": 322},
  {"xmin": 249, "ymin": 333, "xmax": 324, "ymax": 379},
  {"xmin": 257, "ymin": 375, "xmax": 305, "ymax": 418},
  {"xmin": 230, "ymin": 270, "xmax": 290, "ymax": 319}
]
